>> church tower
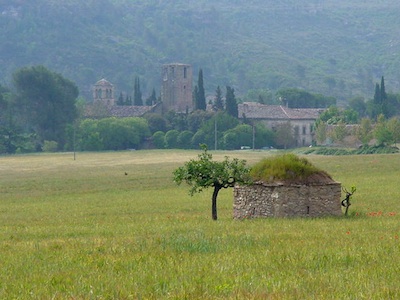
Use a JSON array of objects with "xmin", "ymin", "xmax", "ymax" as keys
[
  {"xmin": 93, "ymin": 78, "xmax": 115, "ymax": 105},
  {"xmin": 161, "ymin": 63, "xmax": 193, "ymax": 113}
]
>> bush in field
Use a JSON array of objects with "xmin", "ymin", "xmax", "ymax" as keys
[
  {"xmin": 250, "ymin": 153, "xmax": 332, "ymax": 184},
  {"xmin": 191, "ymin": 130, "xmax": 206, "ymax": 149},
  {"xmin": 152, "ymin": 131, "xmax": 165, "ymax": 149},
  {"xmin": 178, "ymin": 130, "xmax": 194, "ymax": 149},
  {"xmin": 223, "ymin": 124, "xmax": 252, "ymax": 150},
  {"xmin": 165, "ymin": 130, "xmax": 180, "ymax": 149}
]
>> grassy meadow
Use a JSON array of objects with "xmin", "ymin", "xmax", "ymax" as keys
[{"xmin": 0, "ymin": 150, "xmax": 400, "ymax": 299}]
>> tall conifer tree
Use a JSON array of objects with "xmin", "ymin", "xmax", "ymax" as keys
[
  {"xmin": 117, "ymin": 92, "xmax": 124, "ymax": 105},
  {"xmin": 214, "ymin": 85, "xmax": 224, "ymax": 111},
  {"xmin": 134, "ymin": 77, "xmax": 143, "ymax": 106},
  {"xmin": 380, "ymin": 76, "xmax": 388, "ymax": 118},
  {"xmin": 225, "ymin": 86, "xmax": 238, "ymax": 118},
  {"xmin": 146, "ymin": 88, "xmax": 157, "ymax": 106},
  {"xmin": 195, "ymin": 69, "xmax": 206, "ymax": 110}
]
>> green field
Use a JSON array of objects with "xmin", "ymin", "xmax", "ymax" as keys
[{"xmin": 1, "ymin": 150, "xmax": 399, "ymax": 299}]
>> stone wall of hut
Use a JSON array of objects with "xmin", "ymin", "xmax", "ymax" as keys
[{"xmin": 233, "ymin": 182, "xmax": 342, "ymax": 219}]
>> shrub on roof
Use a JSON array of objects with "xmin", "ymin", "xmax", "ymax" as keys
[{"xmin": 250, "ymin": 153, "xmax": 333, "ymax": 184}]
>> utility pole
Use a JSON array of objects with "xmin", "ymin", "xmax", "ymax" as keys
[
  {"xmin": 252, "ymin": 124, "xmax": 255, "ymax": 150},
  {"xmin": 214, "ymin": 118, "xmax": 217, "ymax": 150}
]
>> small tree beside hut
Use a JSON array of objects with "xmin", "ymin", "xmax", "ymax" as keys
[{"xmin": 173, "ymin": 145, "xmax": 250, "ymax": 220}]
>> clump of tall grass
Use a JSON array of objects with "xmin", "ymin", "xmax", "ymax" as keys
[{"xmin": 250, "ymin": 153, "xmax": 333, "ymax": 184}]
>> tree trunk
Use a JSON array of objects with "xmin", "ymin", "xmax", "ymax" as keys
[{"xmin": 211, "ymin": 186, "xmax": 221, "ymax": 220}]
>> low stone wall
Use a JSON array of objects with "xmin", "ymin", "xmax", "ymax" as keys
[{"xmin": 233, "ymin": 182, "xmax": 342, "ymax": 219}]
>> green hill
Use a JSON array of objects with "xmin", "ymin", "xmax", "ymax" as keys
[{"xmin": 1, "ymin": 0, "xmax": 400, "ymax": 103}]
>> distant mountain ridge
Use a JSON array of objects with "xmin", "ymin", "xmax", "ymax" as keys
[{"xmin": 1, "ymin": 0, "xmax": 400, "ymax": 103}]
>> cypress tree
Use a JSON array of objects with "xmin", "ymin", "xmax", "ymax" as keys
[
  {"xmin": 380, "ymin": 76, "xmax": 388, "ymax": 118},
  {"xmin": 214, "ymin": 85, "xmax": 224, "ymax": 111},
  {"xmin": 125, "ymin": 95, "xmax": 132, "ymax": 106},
  {"xmin": 146, "ymin": 88, "xmax": 157, "ymax": 106},
  {"xmin": 373, "ymin": 83, "xmax": 381, "ymax": 105},
  {"xmin": 196, "ymin": 69, "xmax": 206, "ymax": 110},
  {"xmin": 225, "ymin": 86, "xmax": 238, "ymax": 118},
  {"xmin": 134, "ymin": 77, "xmax": 143, "ymax": 106},
  {"xmin": 117, "ymin": 92, "xmax": 124, "ymax": 105}
]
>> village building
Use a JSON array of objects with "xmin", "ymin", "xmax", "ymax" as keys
[
  {"xmin": 92, "ymin": 78, "xmax": 115, "ymax": 106},
  {"xmin": 238, "ymin": 102, "xmax": 325, "ymax": 147},
  {"xmin": 161, "ymin": 63, "xmax": 193, "ymax": 114},
  {"xmin": 86, "ymin": 63, "xmax": 192, "ymax": 118}
]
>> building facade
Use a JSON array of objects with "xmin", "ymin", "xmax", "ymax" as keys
[
  {"xmin": 238, "ymin": 102, "xmax": 324, "ymax": 147},
  {"xmin": 161, "ymin": 63, "xmax": 193, "ymax": 113}
]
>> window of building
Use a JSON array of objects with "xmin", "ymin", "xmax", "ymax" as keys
[
  {"xmin": 184, "ymin": 67, "xmax": 187, "ymax": 79},
  {"xmin": 302, "ymin": 126, "xmax": 307, "ymax": 135}
]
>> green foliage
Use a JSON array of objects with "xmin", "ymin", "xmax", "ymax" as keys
[
  {"xmin": 173, "ymin": 145, "xmax": 250, "ymax": 195},
  {"xmin": 348, "ymin": 96, "xmax": 367, "ymax": 117},
  {"xmin": 77, "ymin": 117, "xmax": 150, "ymax": 151},
  {"xmin": 250, "ymin": 153, "xmax": 331, "ymax": 183},
  {"xmin": 225, "ymin": 86, "xmax": 238, "ymax": 118},
  {"xmin": 243, "ymin": 88, "xmax": 276, "ymax": 105},
  {"xmin": 315, "ymin": 121, "xmax": 327, "ymax": 145},
  {"xmin": 305, "ymin": 145, "xmax": 399, "ymax": 155},
  {"xmin": 214, "ymin": 85, "xmax": 224, "ymax": 111},
  {"xmin": 274, "ymin": 122, "xmax": 296, "ymax": 149},
  {"xmin": 145, "ymin": 88, "xmax": 157, "ymax": 106},
  {"xmin": 165, "ymin": 130, "xmax": 180, "ymax": 149},
  {"xmin": 173, "ymin": 145, "xmax": 250, "ymax": 219},
  {"xmin": 191, "ymin": 130, "xmax": 206, "ymax": 149},
  {"xmin": 42, "ymin": 140, "xmax": 58, "ymax": 152},
  {"xmin": 318, "ymin": 106, "xmax": 358, "ymax": 125},
  {"xmin": 194, "ymin": 69, "xmax": 206, "ymax": 110},
  {"xmin": 187, "ymin": 110, "xmax": 214, "ymax": 132},
  {"xmin": 222, "ymin": 124, "xmax": 252, "ymax": 150},
  {"xmin": 177, "ymin": 130, "xmax": 194, "ymax": 149},
  {"xmin": 356, "ymin": 118, "xmax": 373, "ymax": 146},
  {"xmin": 329, "ymin": 121, "xmax": 347, "ymax": 143},
  {"xmin": 13, "ymin": 65, "xmax": 78, "ymax": 148},
  {"xmin": 144, "ymin": 113, "xmax": 168, "ymax": 134},
  {"xmin": 152, "ymin": 131, "xmax": 166, "ymax": 149},
  {"xmin": 198, "ymin": 112, "xmax": 239, "ymax": 149},
  {"xmin": 374, "ymin": 115, "xmax": 397, "ymax": 146},
  {"xmin": 276, "ymin": 88, "xmax": 336, "ymax": 108},
  {"xmin": 133, "ymin": 77, "xmax": 143, "ymax": 106}
]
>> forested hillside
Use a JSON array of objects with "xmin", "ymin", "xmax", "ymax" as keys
[{"xmin": 2, "ymin": 0, "xmax": 400, "ymax": 103}]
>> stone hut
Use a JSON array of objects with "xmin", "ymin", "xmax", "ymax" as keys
[{"xmin": 233, "ymin": 155, "xmax": 342, "ymax": 219}]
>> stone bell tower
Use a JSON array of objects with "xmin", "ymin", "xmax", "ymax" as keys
[
  {"xmin": 92, "ymin": 78, "xmax": 115, "ymax": 105},
  {"xmin": 161, "ymin": 63, "xmax": 193, "ymax": 113}
]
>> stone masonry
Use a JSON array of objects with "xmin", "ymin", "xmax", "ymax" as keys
[{"xmin": 233, "ymin": 181, "xmax": 342, "ymax": 219}]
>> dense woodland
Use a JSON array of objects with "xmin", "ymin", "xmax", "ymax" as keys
[{"xmin": 1, "ymin": 0, "xmax": 400, "ymax": 102}]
